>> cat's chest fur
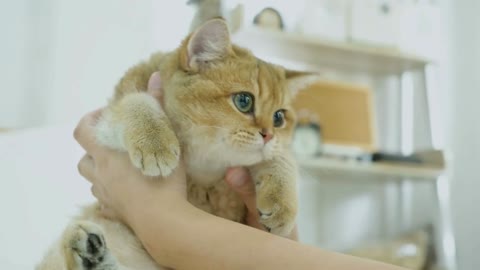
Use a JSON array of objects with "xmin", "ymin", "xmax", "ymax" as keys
[{"xmin": 184, "ymin": 153, "xmax": 246, "ymax": 223}]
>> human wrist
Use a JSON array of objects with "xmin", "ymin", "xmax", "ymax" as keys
[{"xmin": 125, "ymin": 187, "xmax": 189, "ymax": 231}]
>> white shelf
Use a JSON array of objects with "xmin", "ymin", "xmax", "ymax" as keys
[
  {"xmin": 233, "ymin": 27, "xmax": 432, "ymax": 74},
  {"xmin": 298, "ymin": 157, "xmax": 444, "ymax": 180}
]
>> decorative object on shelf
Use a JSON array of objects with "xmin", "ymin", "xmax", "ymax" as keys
[
  {"xmin": 292, "ymin": 79, "xmax": 377, "ymax": 152},
  {"xmin": 320, "ymin": 144, "xmax": 372, "ymax": 162},
  {"xmin": 188, "ymin": 0, "xmax": 244, "ymax": 33},
  {"xmin": 188, "ymin": 0, "xmax": 223, "ymax": 32},
  {"xmin": 228, "ymin": 3, "xmax": 244, "ymax": 33},
  {"xmin": 292, "ymin": 109, "xmax": 322, "ymax": 157},
  {"xmin": 349, "ymin": 0, "xmax": 401, "ymax": 47},
  {"xmin": 253, "ymin": 7, "xmax": 284, "ymax": 31},
  {"xmin": 296, "ymin": 0, "xmax": 348, "ymax": 42},
  {"xmin": 371, "ymin": 149, "xmax": 445, "ymax": 167}
]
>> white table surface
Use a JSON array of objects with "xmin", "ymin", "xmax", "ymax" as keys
[{"xmin": 0, "ymin": 125, "xmax": 95, "ymax": 269}]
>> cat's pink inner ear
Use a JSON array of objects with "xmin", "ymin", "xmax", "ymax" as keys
[
  {"xmin": 187, "ymin": 19, "xmax": 232, "ymax": 69},
  {"xmin": 147, "ymin": 72, "xmax": 163, "ymax": 104}
]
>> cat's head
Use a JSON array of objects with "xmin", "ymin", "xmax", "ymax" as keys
[{"xmin": 166, "ymin": 19, "xmax": 316, "ymax": 167}]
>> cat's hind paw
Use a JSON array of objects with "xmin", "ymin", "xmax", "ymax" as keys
[{"xmin": 64, "ymin": 221, "xmax": 117, "ymax": 270}]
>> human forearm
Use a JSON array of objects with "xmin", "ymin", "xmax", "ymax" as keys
[{"xmin": 129, "ymin": 196, "xmax": 406, "ymax": 270}]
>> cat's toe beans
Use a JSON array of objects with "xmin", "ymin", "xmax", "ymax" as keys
[
  {"xmin": 67, "ymin": 222, "xmax": 108, "ymax": 268},
  {"xmin": 86, "ymin": 233, "xmax": 103, "ymax": 255}
]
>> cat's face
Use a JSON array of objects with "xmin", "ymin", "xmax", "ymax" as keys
[
  {"xmin": 174, "ymin": 56, "xmax": 297, "ymax": 166},
  {"xmin": 166, "ymin": 19, "xmax": 313, "ymax": 167}
]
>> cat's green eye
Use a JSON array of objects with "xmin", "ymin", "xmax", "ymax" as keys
[
  {"xmin": 273, "ymin": 110, "xmax": 285, "ymax": 127},
  {"xmin": 233, "ymin": 92, "xmax": 254, "ymax": 113}
]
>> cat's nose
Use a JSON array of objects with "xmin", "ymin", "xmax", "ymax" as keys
[{"xmin": 259, "ymin": 129, "xmax": 273, "ymax": 144}]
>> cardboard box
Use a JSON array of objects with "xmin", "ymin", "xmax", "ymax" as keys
[{"xmin": 293, "ymin": 80, "xmax": 377, "ymax": 151}]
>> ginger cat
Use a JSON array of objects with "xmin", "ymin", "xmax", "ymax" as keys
[{"xmin": 37, "ymin": 19, "xmax": 314, "ymax": 270}]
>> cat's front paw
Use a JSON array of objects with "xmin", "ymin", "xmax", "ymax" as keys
[
  {"xmin": 255, "ymin": 176, "xmax": 297, "ymax": 237},
  {"xmin": 64, "ymin": 221, "xmax": 116, "ymax": 270},
  {"xmin": 126, "ymin": 124, "xmax": 180, "ymax": 177}
]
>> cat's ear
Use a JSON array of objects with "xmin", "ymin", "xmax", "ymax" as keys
[
  {"xmin": 285, "ymin": 69, "xmax": 321, "ymax": 96},
  {"xmin": 180, "ymin": 19, "xmax": 233, "ymax": 71}
]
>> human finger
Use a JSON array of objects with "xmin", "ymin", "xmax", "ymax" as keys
[
  {"xmin": 90, "ymin": 187, "xmax": 119, "ymax": 219},
  {"xmin": 225, "ymin": 167, "xmax": 257, "ymax": 214},
  {"xmin": 99, "ymin": 204, "xmax": 119, "ymax": 220},
  {"xmin": 73, "ymin": 109, "xmax": 103, "ymax": 154},
  {"xmin": 225, "ymin": 167, "xmax": 267, "ymax": 231},
  {"xmin": 147, "ymin": 71, "xmax": 164, "ymax": 105},
  {"xmin": 77, "ymin": 154, "xmax": 95, "ymax": 183}
]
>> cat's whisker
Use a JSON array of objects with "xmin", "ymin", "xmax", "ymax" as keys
[{"xmin": 196, "ymin": 125, "xmax": 230, "ymax": 132}]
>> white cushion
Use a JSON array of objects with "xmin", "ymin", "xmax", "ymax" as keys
[{"xmin": 0, "ymin": 125, "xmax": 95, "ymax": 269}]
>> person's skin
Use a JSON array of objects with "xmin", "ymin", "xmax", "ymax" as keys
[{"xmin": 74, "ymin": 76, "xmax": 405, "ymax": 270}]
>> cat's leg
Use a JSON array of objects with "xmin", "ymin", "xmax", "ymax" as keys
[
  {"xmin": 62, "ymin": 221, "xmax": 119, "ymax": 270},
  {"xmin": 96, "ymin": 92, "xmax": 180, "ymax": 176},
  {"xmin": 248, "ymin": 154, "xmax": 298, "ymax": 237}
]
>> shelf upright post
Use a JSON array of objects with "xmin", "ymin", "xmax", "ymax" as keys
[
  {"xmin": 399, "ymin": 70, "xmax": 416, "ymax": 231},
  {"xmin": 423, "ymin": 64, "xmax": 458, "ymax": 270}
]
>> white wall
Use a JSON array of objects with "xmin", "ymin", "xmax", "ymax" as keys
[
  {"xmin": 44, "ymin": 0, "xmax": 156, "ymax": 125},
  {"xmin": 449, "ymin": 1, "xmax": 480, "ymax": 269},
  {"xmin": 0, "ymin": 0, "xmax": 193, "ymax": 128},
  {"xmin": 0, "ymin": 0, "xmax": 31, "ymax": 127}
]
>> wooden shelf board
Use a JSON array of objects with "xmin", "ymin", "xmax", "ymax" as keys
[
  {"xmin": 298, "ymin": 157, "xmax": 444, "ymax": 180},
  {"xmin": 233, "ymin": 27, "xmax": 432, "ymax": 74}
]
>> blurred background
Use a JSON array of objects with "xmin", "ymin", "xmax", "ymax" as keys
[{"xmin": 0, "ymin": 0, "xmax": 478, "ymax": 269}]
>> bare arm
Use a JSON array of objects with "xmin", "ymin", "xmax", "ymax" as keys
[{"xmin": 128, "ymin": 192, "xmax": 405, "ymax": 270}]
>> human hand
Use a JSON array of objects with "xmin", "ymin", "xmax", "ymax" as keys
[{"xmin": 74, "ymin": 109, "xmax": 187, "ymax": 224}]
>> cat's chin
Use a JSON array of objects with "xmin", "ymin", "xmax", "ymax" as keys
[
  {"xmin": 220, "ymin": 143, "xmax": 277, "ymax": 167},
  {"xmin": 226, "ymin": 147, "xmax": 279, "ymax": 167},
  {"xmin": 184, "ymin": 135, "xmax": 275, "ymax": 168},
  {"xmin": 222, "ymin": 152, "xmax": 264, "ymax": 167}
]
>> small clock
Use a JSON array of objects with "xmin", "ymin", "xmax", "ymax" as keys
[{"xmin": 292, "ymin": 123, "xmax": 322, "ymax": 157}]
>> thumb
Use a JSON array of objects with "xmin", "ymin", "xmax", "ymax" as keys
[
  {"xmin": 225, "ymin": 167, "xmax": 266, "ymax": 231},
  {"xmin": 225, "ymin": 167, "xmax": 256, "ymax": 204},
  {"xmin": 147, "ymin": 71, "xmax": 164, "ymax": 105}
]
